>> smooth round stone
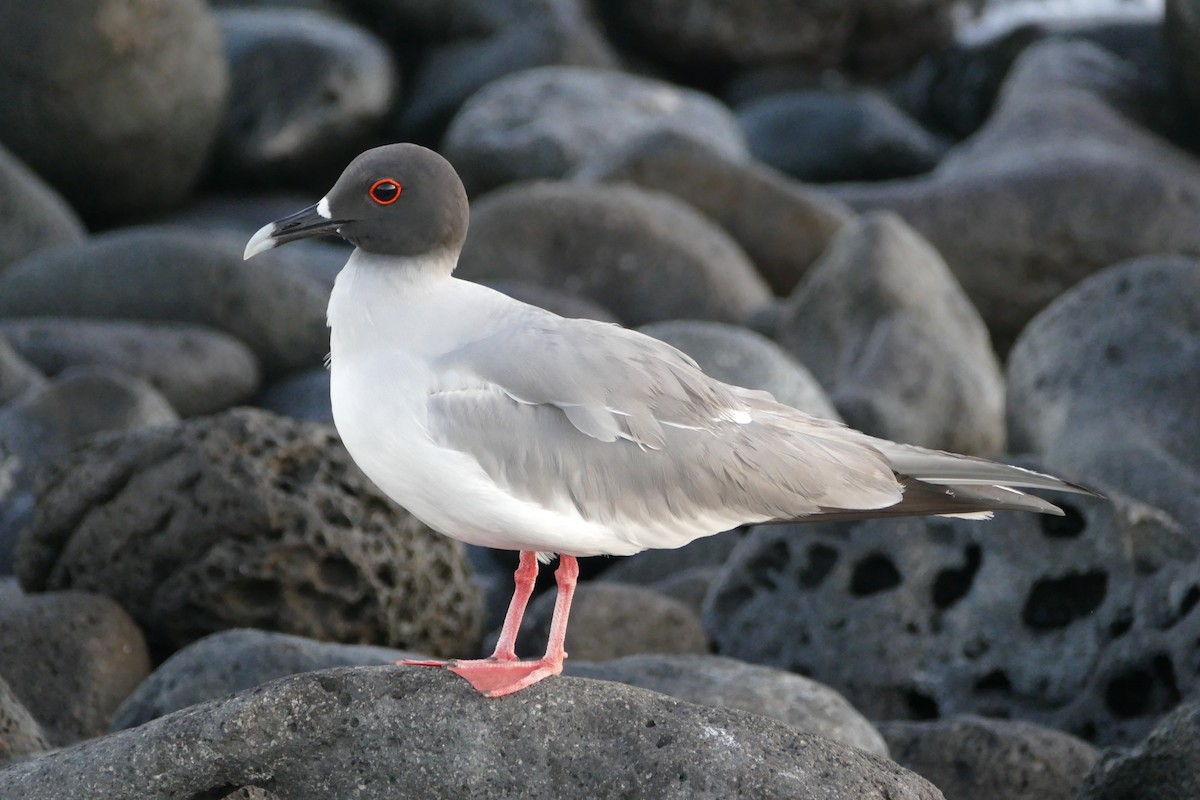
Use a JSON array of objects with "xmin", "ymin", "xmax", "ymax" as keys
[
  {"xmin": 213, "ymin": 7, "xmax": 397, "ymax": 188},
  {"xmin": 253, "ymin": 368, "xmax": 332, "ymax": 422},
  {"xmin": 0, "ymin": 338, "xmax": 46, "ymax": 407},
  {"xmin": 0, "ymin": 1, "xmax": 228, "ymax": 223},
  {"xmin": 0, "ymin": 318, "xmax": 261, "ymax": 418},
  {"xmin": 639, "ymin": 320, "xmax": 841, "ymax": 421},
  {"xmin": 0, "ymin": 227, "xmax": 330, "ymax": 378},
  {"xmin": 0, "ymin": 579, "xmax": 150, "ymax": 746},
  {"xmin": 0, "ymin": 143, "xmax": 84, "ymax": 273},
  {"xmin": 442, "ymin": 66, "xmax": 747, "ymax": 195},
  {"xmin": 458, "ymin": 181, "xmax": 771, "ymax": 327},
  {"xmin": 573, "ymin": 129, "xmax": 853, "ymax": 295},
  {"xmin": 776, "ymin": 212, "xmax": 1004, "ymax": 455},
  {"xmin": 737, "ymin": 90, "xmax": 947, "ymax": 182}
]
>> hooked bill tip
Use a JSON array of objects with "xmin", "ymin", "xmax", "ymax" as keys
[{"xmin": 243, "ymin": 222, "xmax": 277, "ymax": 260}]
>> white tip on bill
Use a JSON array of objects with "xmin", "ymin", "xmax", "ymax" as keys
[{"xmin": 243, "ymin": 222, "xmax": 277, "ymax": 260}]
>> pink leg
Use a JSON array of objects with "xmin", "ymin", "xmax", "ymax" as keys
[
  {"xmin": 442, "ymin": 555, "xmax": 580, "ymax": 697},
  {"xmin": 401, "ymin": 550, "xmax": 539, "ymax": 667}
]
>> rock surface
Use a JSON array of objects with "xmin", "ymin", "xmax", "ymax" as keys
[
  {"xmin": 1077, "ymin": 700, "xmax": 1200, "ymax": 799},
  {"xmin": 0, "ymin": 667, "xmax": 945, "ymax": 799},
  {"xmin": 831, "ymin": 40, "xmax": 1200, "ymax": 351},
  {"xmin": 16, "ymin": 409, "xmax": 482, "ymax": 656},
  {"xmin": 737, "ymin": 90, "xmax": 947, "ymax": 182},
  {"xmin": 880, "ymin": 715, "xmax": 1098, "ymax": 800},
  {"xmin": 457, "ymin": 181, "xmax": 771, "ymax": 326},
  {"xmin": 567, "ymin": 654, "xmax": 889, "ymax": 756},
  {"xmin": 639, "ymin": 320, "xmax": 841, "ymax": 421},
  {"xmin": 0, "ymin": 1, "xmax": 228, "ymax": 223},
  {"xmin": 0, "ymin": 318, "xmax": 261, "ymax": 417},
  {"xmin": 0, "ymin": 144, "xmax": 85, "ymax": 273},
  {"xmin": 0, "ymin": 674, "xmax": 50, "ymax": 767},
  {"xmin": 704, "ymin": 483, "xmax": 1200, "ymax": 746},
  {"xmin": 0, "ymin": 579, "xmax": 150, "ymax": 746},
  {"xmin": 111, "ymin": 628, "xmax": 419, "ymax": 731},
  {"xmin": 0, "ymin": 338, "xmax": 45, "ymax": 407},
  {"xmin": 214, "ymin": 7, "xmax": 396, "ymax": 187},
  {"xmin": 1007, "ymin": 255, "xmax": 1200, "ymax": 530},
  {"xmin": 573, "ymin": 130, "xmax": 853, "ymax": 295},
  {"xmin": 776, "ymin": 212, "xmax": 1004, "ymax": 455},
  {"xmin": 442, "ymin": 66, "xmax": 746, "ymax": 195},
  {"xmin": 0, "ymin": 227, "xmax": 330, "ymax": 378},
  {"xmin": 513, "ymin": 582, "xmax": 709, "ymax": 661}
]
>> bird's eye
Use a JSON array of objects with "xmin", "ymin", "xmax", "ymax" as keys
[{"xmin": 369, "ymin": 178, "xmax": 401, "ymax": 205}]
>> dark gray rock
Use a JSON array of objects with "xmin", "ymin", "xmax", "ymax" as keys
[
  {"xmin": 214, "ymin": 8, "xmax": 396, "ymax": 188},
  {"xmin": 458, "ymin": 181, "xmax": 771, "ymax": 326},
  {"xmin": 1007, "ymin": 256, "xmax": 1200, "ymax": 528},
  {"xmin": 0, "ymin": 227, "xmax": 330, "ymax": 378},
  {"xmin": 0, "ymin": 368, "xmax": 177, "ymax": 574},
  {"xmin": 776, "ymin": 212, "xmax": 1005, "ymax": 455},
  {"xmin": 650, "ymin": 566, "xmax": 721, "ymax": 616},
  {"xmin": 0, "ymin": 673, "xmax": 49, "ymax": 767},
  {"xmin": 598, "ymin": 0, "xmax": 954, "ymax": 77},
  {"xmin": 16, "ymin": 408, "xmax": 482, "ymax": 657},
  {"xmin": 0, "ymin": 1, "xmax": 228, "ymax": 223},
  {"xmin": 0, "ymin": 579, "xmax": 150, "ymax": 746},
  {"xmin": 253, "ymin": 368, "xmax": 332, "ymax": 422},
  {"xmin": 567, "ymin": 653, "xmax": 889, "ymax": 756},
  {"xmin": 703, "ymin": 482, "xmax": 1200, "ymax": 746},
  {"xmin": 1168, "ymin": 0, "xmax": 1200, "ymax": 127},
  {"xmin": 0, "ymin": 143, "xmax": 84, "ymax": 273},
  {"xmin": 639, "ymin": 320, "xmax": 841, "ymax": 421},
  {"xmin": 112, "ymin": 628, "xmax": 422, "ymax": 730},
  {"xmin": 0, "ymin": 318, "xmax": 261, "ymax": 418},
  {"xmin": 879, "ymin": 715, "xmax": 1098, "ymax": 800},
  {"xmin": 599, "ymin": 530, "xmax": 745, "ymax": 588},
  {"xmin": 398, "ymin": 0, "xmax": 617, "ymax": 143},
  {"xmin": 486, "ymin": 280, "xmax": 619, "ymax": 322},
  {"xmin": 513, "ymin": 582, "xmax": 709, "ymax": 661},
  {"xmin": 737, "ymin": 90, "xmax": 947, "ymax": 183},
  {"xmin": 1077, "ymin": 700, "xmax": 1200, "ymax": 800},
  {"xmin": 832, "ymin": 40, "xmax": 1200, "ymax": 352},
  {"xmin": 442, "ymin": 66, "xmax": 746, "ymax": 195},
  {"xmin": 0, "ymin": 338, "xmax": 45, "ymax": 407},
  {"xmin": 0, "ymin": 667, "xmax": 944, "ymax": 799},
  {"xmin": 573, "ymin": 130, "xmax": 853, "ymax": 295}
]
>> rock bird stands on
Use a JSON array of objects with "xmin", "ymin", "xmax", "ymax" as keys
[{"xmin": 245, "ymin": 143, "xmax": 1090, "ymax": 697}]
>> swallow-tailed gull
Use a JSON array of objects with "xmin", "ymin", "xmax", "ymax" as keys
[{"xmin": 245, "ymin": 143, "xmax": 1091, "ymax": 697}]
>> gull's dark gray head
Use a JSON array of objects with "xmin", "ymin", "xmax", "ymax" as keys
[{"xmin": 244, "ymin": 143, "xmax": 469, "ymax": 260}]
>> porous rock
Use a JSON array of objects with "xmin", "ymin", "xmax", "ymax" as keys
[
  {"xmin": 0, "ymin": 579, "xmax": 150, "ymax": 746},
  {"xmin": 0, "ymin": 318, "xmax": 261, "ymax": 418},
  {"xmin": 457, "ymin": 181, "xmax": 771, "ymax": 326},
  {"xmin": 1007, "ymin": 255, "xmax": 1200, "ymax": 530},
  {"xmin": 16, "ymin": 408, "xmax": 482, "ymax": 657},
  {"xmin": 573, "ymin": 130, "xmax": 853, "ymax": 295},
  {"xmin": 0, "ymin": 0, "xmax": 228, "ymax": 223},
  {"xmin": 567, "ymin": 653, "xmax": 889, "ymax": 756},
  {"xmin": 0, "ymin": 227, "xmax": 330, "ymax": 378},
  {"xmin": 704, "ymin": 482, "xmax": 1200, "ymax": 746},
  {"xmin": 879, "ymin": 715, "xmax": 1098, "ymax": 800},
  {"xmin": 442, "ymin": 66, "xmax": 746, "ymax": 195},
  {"xmin": 0, "ymin": 667, "xmax": 945, "ymax": 799},
  {"xmin": 775, "ymin": 212, "xmax": 1004, "ymax": 455}
]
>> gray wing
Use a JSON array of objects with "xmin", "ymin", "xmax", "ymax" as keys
[{"xmin": 427, "ymin": 316, "xmax": 904, "ymax": 547}]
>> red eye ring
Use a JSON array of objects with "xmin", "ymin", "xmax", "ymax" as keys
[{"xmin": 369, "ymin": 178, "xmax": 401, "ymax": 205}]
